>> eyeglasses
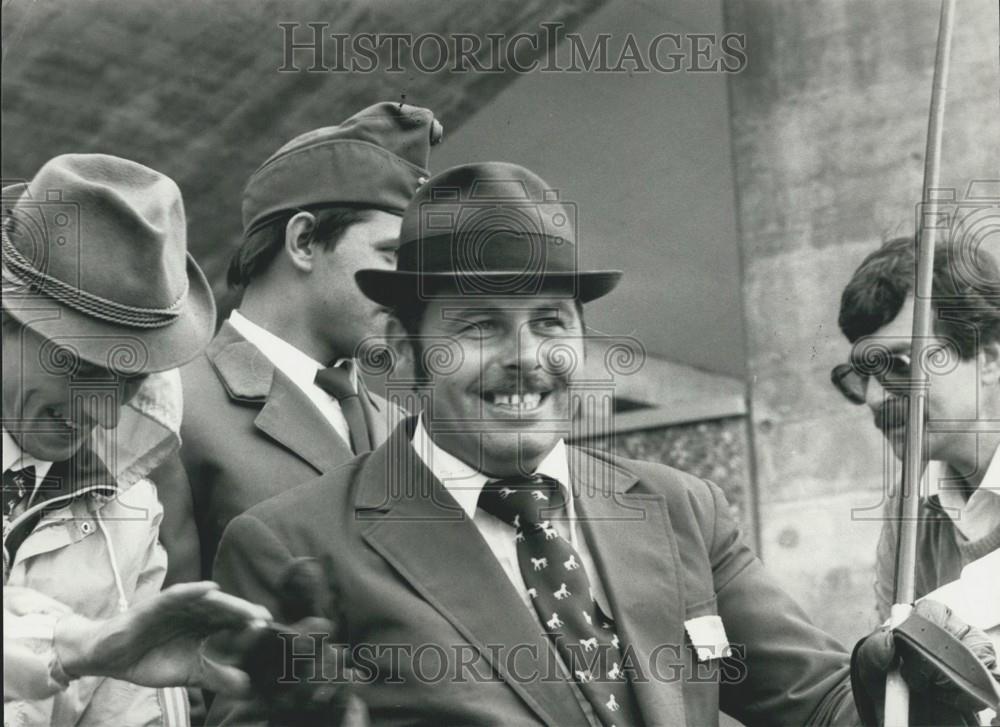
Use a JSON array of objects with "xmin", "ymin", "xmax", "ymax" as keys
[{"xmin": 830, "ymin": 351, "xmax": 913, "ymax": 405}]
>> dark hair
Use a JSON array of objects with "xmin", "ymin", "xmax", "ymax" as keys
[
  {"xmin": 227, "ymin": 206, "xmax": 375, "ymax": 288},
  {"xmin": 838, "ymin": 236, "xmax": 1000, "ymax": 358}
]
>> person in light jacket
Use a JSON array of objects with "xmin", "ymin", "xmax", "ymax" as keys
[{"xmin": 2, "ymin": 153, "xmax": 220, "ymax": 726}]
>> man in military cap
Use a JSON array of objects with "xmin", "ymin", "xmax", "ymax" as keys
[
  {"xmin": 156, "ymin": 102, "xmax": 443, "ymax": 583},
  {"xmin": 211, "ymin": 162, "xmax": 998, "ymax": 726}
]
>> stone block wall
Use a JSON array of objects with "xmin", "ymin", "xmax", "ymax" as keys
[
  {"xmin": 580, "ymin": 416, "xmax": 756, "ymax": 543},
  {"xmin": 724, "ymin": 0, "xmax": 1000, "ymax": 644}
]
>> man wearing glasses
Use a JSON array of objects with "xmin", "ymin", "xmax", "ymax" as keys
[{"xmin": 832, "ymin": 236, "xmax": 1000, "ymax": 621}]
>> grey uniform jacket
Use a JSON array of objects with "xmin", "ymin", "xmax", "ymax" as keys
[{"xmin": 154, "ymin": 321, "xmax": 402, "ymax": 582}]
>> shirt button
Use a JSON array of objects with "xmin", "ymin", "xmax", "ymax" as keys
[{"xmin": 80, "ymin": 521, "xmax": 94, "ymax": 535}]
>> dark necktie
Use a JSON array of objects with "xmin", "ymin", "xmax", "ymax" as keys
[
  {"xmin": 4, "ymin": 465, "xmax": 36, "ymax": 569},
  {"xmin": 478, "ymin": 474, "xmax": 640, "ymax": 727},
  {"xmin": 314, "ymin": 365, "xmax": 372, "ymax": 454},
  {"xmin": 3, "ymin": 466, "xmax": 35, "ymax": 520}
]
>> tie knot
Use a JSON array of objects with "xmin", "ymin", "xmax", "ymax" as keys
[
  {"xmin": 4, "ymin": 465, "xmax": 36, "ymax": 491},
  {"xmin": 478, "ymin": 474, "xmax": 565, "ymax": 529},
  {"xmin": 314, "ymin": 365, "xmax": 355, "ymax": 401}
]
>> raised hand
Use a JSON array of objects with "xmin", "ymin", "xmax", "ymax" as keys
[{"xmin": 55, "ymin": 581, "xmax": 271, "ymax": 695}]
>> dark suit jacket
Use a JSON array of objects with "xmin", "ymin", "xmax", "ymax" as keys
[
  {"xmin": 155, "ymin": 320, "xmax": 402, "ymax": 583},
  {"xmin": 209, "ymin": 417, "xmax": 858, "ymax": 726}
]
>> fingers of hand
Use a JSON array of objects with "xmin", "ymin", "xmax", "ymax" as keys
[
  {"xmin": 913, "ymin": 599, "xmax": 998, "ymax": 675},
  {"xmin": 913, "ymin": 600, "xmax": 961, "ymax": 636},
  {"xmin": 237, "ymin": 618, "xmax": 340, "ymax": 695},
  {"xmin": 157, "ymin": 581, "xmax": 218, "ymax": 604},
  {"xmin": 199, "ymin": 589, "xmax": 273, "ymax": 625},
  {"xmin": 201, "ymin": 621, "xmax": 270, "ymax": 668},
  {"xmin": 858, "ymin": 625, "xmax": 897, "ymax": 681},
  {"xmin": 195, "ymin": 653, "xmax": 253, "ymax": 698},
  {"xmin": 898, "ymin": 602, "xmax": 999, "ymax": 714},
  {"xmin": 152, "ymin": 586, "xmax": 272, "ymax": 636}
]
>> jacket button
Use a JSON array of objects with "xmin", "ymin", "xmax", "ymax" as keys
[{"xmin": 80, "ymin": 521, "xmax": 94, "ymax": 534}]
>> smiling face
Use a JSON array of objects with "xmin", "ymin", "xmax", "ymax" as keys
[
  {"xmin": 855, "ymin": 295, "xmax": 993, "ymax": 463},
  {"xmin": 2, "ymin": 320, "xmax": 147, "ymax": 462},
  {"xmin": 403, "ymin": 295, "xmax": 585, "ymax": 476}
]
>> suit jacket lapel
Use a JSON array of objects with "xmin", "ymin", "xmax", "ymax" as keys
[
  {"xmin": 357, "ymin": 420, "xmax": 591, "ymax": 726},
  {"xmin": 571, "ymin": 447, "xmax": 689, "ymax": 726},
  {"xmin": 208, "ymin": 321, "xmax": 352, "ymax": 472},
  {"xmin": 207, "ymin": 321, "xmax": 273, "ymax": 401},
  {"xmin": 255, "ymin": 370, "xmax": 353, "ymax": 473},
  {"xmin": 357, "ymin": 379, "xmax": 390, "ymax": 448}
]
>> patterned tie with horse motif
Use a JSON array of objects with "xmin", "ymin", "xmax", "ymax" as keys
[{"xmin": 478, "ymin": 474, "xmax": 640, "ymax": 727}]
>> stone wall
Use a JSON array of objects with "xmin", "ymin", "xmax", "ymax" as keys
[
  {"xmin": 724, "ymin": 0, "xmax": 1000, "ymax": 644},
  {"xmin": 580, "ymin": 417, "xmax": 755, "ymax": 541},
  {"xmin": 424, "ymin": 0, "xmax": 747, "ymax": 378}
]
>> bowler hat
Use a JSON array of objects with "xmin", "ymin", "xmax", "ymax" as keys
[
  {"xmin": 355, "ymin": 162, "xmax": 622, "ymax": 307},
  {"xmin": 1, "ymin": 154, "xmax": 216, "ymax": 375},
  {"xmin": 242, "ymin": 102, "xmax": 443, "ymax": 234}
]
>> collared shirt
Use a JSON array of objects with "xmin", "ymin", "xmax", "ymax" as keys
[
  {"xmin": 930, "ymin": 444, "xmax": 1000, "ymax": 543},
  {"xmin": 410, "ymin": 415, "xmax": 611, "ymax": 613},
  {"xmin": 229, "ymin": 310, "xmax": 355, "ymax": 449},
  {"xmin": 2, "ymin": 428, "xmax": 53, "ymax": 498}
]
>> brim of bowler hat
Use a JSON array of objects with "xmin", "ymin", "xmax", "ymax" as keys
[
  {"xmin": 356, "ymin": 269, "xmax": 623, "ymax": 308},
  {"xmin": 1, "ymin": 253, "xmax": 216, "ymax": 375}
]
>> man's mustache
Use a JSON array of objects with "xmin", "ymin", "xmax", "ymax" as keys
[
  {"xmin": 874, "ymin": 398, "xmax": 936, "ymax": 433},
  {"xmin": 874, "ymin": 398, "xmax": 908, "ymax": 432},
  {"xmin": 480, "ymin": 370, "xmax": 564, "ymax": 393}
]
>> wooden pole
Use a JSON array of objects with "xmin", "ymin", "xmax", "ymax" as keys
[{"xmin": 882, "ymin": 0, "xmax": 956, "ymax": 724}]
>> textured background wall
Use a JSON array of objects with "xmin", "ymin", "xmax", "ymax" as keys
[
  {"xmin": 594, "ymin": 417, "xmax": 753, "ymax": 534},
  {"xmin": 0, "ymin": 0, "xmax": 604, "ymax": 314},
  {"xmin": 724, "ymin": 0, "xmax": 1000, "ymax": 644},
  {"xmin": 426, "ymin": 0, "xmax": 747, "ymax": 378}
]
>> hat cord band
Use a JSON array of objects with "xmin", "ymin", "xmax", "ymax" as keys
[{"xmin": 1, "ymin": 231, "xmax": 187, "ymax": 329}]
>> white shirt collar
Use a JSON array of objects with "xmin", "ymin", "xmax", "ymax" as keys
[
  {"xmin": 933, "ymin": 444, "xmax": 1000, "ymax": 541},
  {"xmin": 979, "ymin": 444, "xmax": 1000, "ymax": 491},
  {"xmin": 2, "ymin": 428, "xmax": 54, "ymax": 487},
  {"xmin": 410, "ymin": 414, "xmax": 571, "ymax": 519},
  {"xmin": 229, "ymin": 310, "xmax": 355, "ymax": 391}
]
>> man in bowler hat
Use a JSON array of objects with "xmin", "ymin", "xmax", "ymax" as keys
[
  {"xmin": 155, "ymin": 102, "xmax": 443, "ymax": 583},
  {"xmin": 1, "ymin": 154, "xmax": 270, "ymax": 724},
  {"xmin": 210, "ymin": 161, "xmax": 998, "ymax": 726}
]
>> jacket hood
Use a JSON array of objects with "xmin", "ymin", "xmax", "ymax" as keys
[{"xmin": 86, "ymin": 368, "xmax": 183, "ymax": 490}]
